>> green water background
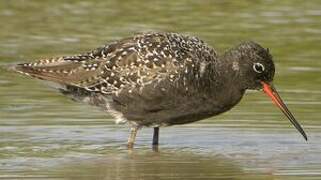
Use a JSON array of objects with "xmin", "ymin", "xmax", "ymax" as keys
[{"xmin": 0, "ymin": 0, "xmax": 320, "ymax": 179}]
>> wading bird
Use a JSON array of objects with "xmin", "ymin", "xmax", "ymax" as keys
[{"xmin": 11, "ymin": 32, "xmax": 307, "ymax": 149}]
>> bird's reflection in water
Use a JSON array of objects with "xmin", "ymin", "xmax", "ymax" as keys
[{"xmin": 56, "ymin": 150, "xmax": 272, "ymax": 180}]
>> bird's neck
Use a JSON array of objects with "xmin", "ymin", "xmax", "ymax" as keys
[
  {"xmin": 195, "ymin": 58, "xmax": 239, "ymax": 93},
  {"xmin": 193, "ymin": 58, "xmax": 245, "ymax": 110},
  {"xmin": 219, "ymin": 50, "xmax": 248, "ymax": 90}
]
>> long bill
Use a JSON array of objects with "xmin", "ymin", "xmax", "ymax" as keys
[{"xmin": 261, "ymin": 81, "xmax": 308, "ymax": 141}]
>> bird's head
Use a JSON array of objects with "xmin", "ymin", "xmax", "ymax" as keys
[
  {"xmin": 226, "ymin": 41, "xmax": 307, "ymax": 141},
  {"xmin": 228, "ymin": 41, "xmax": 275, "ymax": 90}
]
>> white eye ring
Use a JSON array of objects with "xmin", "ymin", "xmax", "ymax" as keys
[{"xmin": 253, "ymin": 63, "xmax": 265, "ymax": 73}]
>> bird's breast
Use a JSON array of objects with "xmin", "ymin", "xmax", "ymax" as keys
[{"xmin": 112, "ymin": 80, "xmax": 244, "ymax": 127}]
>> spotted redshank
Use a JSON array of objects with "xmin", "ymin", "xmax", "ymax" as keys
[{"xmin": 11, "ymin": 32, "xmax": 307, "ymax": 149}]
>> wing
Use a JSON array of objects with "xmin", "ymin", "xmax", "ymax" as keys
[
  {"xmin": 12, "ymin": 40, "xmax": 123, "ymax": 90},
  {"xmin": 13, "ymin": 32, "xmax": 217, "ymax": 95},
  {"xmin": 82, "ymin": 32, "xmax": 218, "ymax": 95}
]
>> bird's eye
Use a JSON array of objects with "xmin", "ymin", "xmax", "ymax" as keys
[{"xmin": 253, "ymin": 63, "xmax": 265, "ymax": 73}]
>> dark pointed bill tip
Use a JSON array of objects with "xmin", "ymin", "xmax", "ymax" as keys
[{"xmin": 261, "ymin": 81, "xmax": 308, "ymax": 141}]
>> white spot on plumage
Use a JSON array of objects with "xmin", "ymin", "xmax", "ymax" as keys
[
  {"xmin": 232, "ymin": 61, "xmax": 239, "ymax": 71},
  {"xmin": 199, "ymin": 62, "xmax": 207, "ymax": 77},
  {"xmin": 145, "ymin": 52, "xmax": 153, "ymax": 57}
]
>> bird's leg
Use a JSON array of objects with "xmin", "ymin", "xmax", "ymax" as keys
[
  {"xmin": 152, "ymin": 127, "xmax": 159, "ymax": 145},
  {"xmin": 152, "ymin": 127, "xmax": 159, "ymax": 151},
  {"xmin": 127, "ymin": 127, "xmax": 138, "ymax": 149}
]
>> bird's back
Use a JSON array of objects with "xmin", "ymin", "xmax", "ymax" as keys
[{"xmin": 13, "ymin": 32, "xmax": 226, "ymax": 126}]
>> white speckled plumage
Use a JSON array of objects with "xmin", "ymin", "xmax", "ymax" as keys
[{"xmin": 13, "ymin": 32, "xmax": 219, "ymax": 125}]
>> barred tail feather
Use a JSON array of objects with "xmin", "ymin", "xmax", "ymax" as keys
[
  {"xmin": 10, "ymin": 56, "xmax": 104, "ymax": 88},
  {"xmin": 13, "ymin": 64, "xmax": 54, "ymax": 82}
]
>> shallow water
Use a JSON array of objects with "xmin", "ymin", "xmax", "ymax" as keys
[{"xmin": 0, "ymin": 0, "xmax": 321, "ymax": 179}]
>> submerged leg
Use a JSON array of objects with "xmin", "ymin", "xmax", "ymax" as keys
[
  {"xmin": 127, "ymin": 127, "xmax": 138, "ymax": 149},
  {"xmin": 152, "ymin": 127, "xmax": 159, "ymax": 151}
]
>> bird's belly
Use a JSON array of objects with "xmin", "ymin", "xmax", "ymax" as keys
[
  {"xmin": 105, "ymin": 81, "xmax": 244, "ymax": 127},
  {"xmin": 158, "ymin": 105, "xmax": 224, "ymax": 126},
  {"xmin": 122, "ymin": 96, "xmax": 230, "ymax": 127},
  {"xmin": 124, "ymin": 88, "xmax": 245, "ymax": 127}
]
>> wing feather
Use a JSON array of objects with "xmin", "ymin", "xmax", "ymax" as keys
[{"xmin": 13, "ymin": 32, "xmax": 217, "ymax": 95}]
